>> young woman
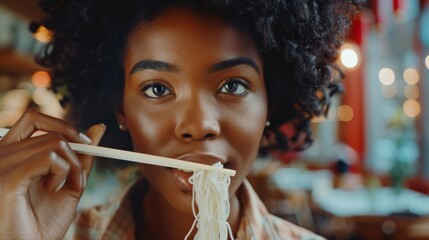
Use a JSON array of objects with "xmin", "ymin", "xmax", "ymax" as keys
[{"xmin": 0, "ymin": 0, "xmax": 360, "ymax": 239}]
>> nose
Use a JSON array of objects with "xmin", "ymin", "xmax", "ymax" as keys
[{"xmin": 174, "ymin": 94, "xmax": 220, "ymax": 142}]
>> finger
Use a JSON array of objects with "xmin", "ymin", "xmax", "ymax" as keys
[
  {"xmin": 42, "ymin": 154, "xmax": 71, "ymax": 192},
  {"xmin": 1, "ymin": 151, "xmax": 70, "ymax": 194},
  {"xmin": 78, "ymin": 124, "xmax": 106, "ymax": 177},
  {"xmin": 0, "ymin": 109, "xmax": 92, "ymax": 147},
  {"xmin": 0, "ymin": 134, "xmax": 82, "ymax": 174},
  {"xmin": 0, "ymin": 134, "xmax": 85, "ymax": 193}
]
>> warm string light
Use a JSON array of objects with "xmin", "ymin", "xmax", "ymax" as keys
[
  {"xmin": 402, "ymin": 67, "xmax": 421, "ymax": 118},
  {"xmin": 403, "ymin": 100, "xmax": 420, "ymax": 118},
  {"xmin": 403, "ymin": 85, "xmax": 419, "ymax": 100},
  {"xmin": 403, "ymin": 68, "xmax": 419, "ymax": 85},
  {"xmin": 376, "ymin": 66, "xmax": 422, "ymax": 119}
]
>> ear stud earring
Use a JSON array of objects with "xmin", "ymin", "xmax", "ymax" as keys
[
  {"xmin": 265, "ymin": 121, "xmax": 270, "ymax": 127},
  {"xmin": 119, "ymin": 124, "xmax": 128, "ymax": 131}
]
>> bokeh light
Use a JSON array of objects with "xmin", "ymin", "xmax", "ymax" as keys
[
  {"xmin": 403, "ymin": 100, "xmax": 420, "ymax": 118},
  {"xmin": 403, "ymin": 68, "xmax": 419, "ymax": 85},
  {"xmin": 379, "ymin": 68, "xmax": 395, "ymax": 86},
  {"xmin": 426, "ymin": 55, "xmax": 429, "ymax": 69},
  {"xmin": 340, "ymin": 43, "xmax": 360, "ymax": 69},
  {"xmin": 33, "ymin": 25, "xmax": 52, "ymax": 43},
  {"xmin": 403, "ymin": 85, "xmax": 419, "ymax": 100},
  {"xmin": 31, "ymin": 71, "xmax": 51, "ymax": 88},
  {"xmin": 337, "ymin": 105, "xmax": 354, "ymax": 122}
]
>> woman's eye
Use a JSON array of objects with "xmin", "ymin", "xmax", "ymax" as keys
[
  {"xmin": 219, "ymin": 79, "xmax": 249, "ymax": 95},
  {"xmin": 141, "ymin": 83, "xmax": 172, "ymax": 98}
]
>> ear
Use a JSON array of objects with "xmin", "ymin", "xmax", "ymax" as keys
[{"xmin": 115, "ymin": 105, "xmax": 128, "ymax": 131}]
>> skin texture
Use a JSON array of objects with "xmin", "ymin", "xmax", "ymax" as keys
[
  {"xmin": 0, "ymin": 6, "xmax": 267, "ymax": 240},
  {"xmin": 0, "ymin": 1, "xmax": 356, "ymax": 239},
  {"xmin": 117, "ymin": 8, "xmax": 268, "ymax": 239},
  {"xmin": 0, "ymin": 109, "xmax": 106, "ymax": 239}
]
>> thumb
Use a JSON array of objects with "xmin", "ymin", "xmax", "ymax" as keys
[{"xmin": 79, "ymin": 123, "xmax": 106, "ymax": 176}]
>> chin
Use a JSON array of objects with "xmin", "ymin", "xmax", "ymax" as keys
[{"xmin": 169, "ymin": 193, "xmax": 196, "ymax": 216}]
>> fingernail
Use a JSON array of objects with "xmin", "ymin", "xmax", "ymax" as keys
[
  {"xmin": 55, "ymin": 178, "xmax": 67, "ymax": 192},
  {"xmin": 81, "ymin": 169, "xmax": 87, "ymax": 189},
  {"xmin": 99, "ymin": 123, "xmax": 107, "ymax": 132},
  {"xmin": 79, "ymin": 132, "xmax": 92, "ymax": 144}
]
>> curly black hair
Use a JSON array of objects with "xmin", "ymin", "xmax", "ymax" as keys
[{"xmin": 34, "ymin": 0, "xmax": 361, "ymax": 152}]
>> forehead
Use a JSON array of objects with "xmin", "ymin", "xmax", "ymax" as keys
[{"xmin": 123, "ymin": 7, "xmax": 261, "ymax": 70}]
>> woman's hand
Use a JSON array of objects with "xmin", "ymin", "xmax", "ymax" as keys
[{"xmin": 0, "ymin": 109, "xmax": 106, "ymax": 239}]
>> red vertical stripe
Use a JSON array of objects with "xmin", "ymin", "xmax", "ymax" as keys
[{"xmin": 338, "ymin": 12, "xmax": 371, "ymax": 172}]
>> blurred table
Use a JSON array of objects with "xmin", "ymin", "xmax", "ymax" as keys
[
  {"xmin": 312, "ymin": 187, "xmax": 429, "ymax": 240},
  {"xmin": 314, "ymin": 187, "xmax": 429, "ymax": 217},
  {"xmin": 267, "ymin": 167, "xmax": 429, "ymax": 239}
]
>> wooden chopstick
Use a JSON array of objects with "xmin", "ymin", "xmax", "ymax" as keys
[{"xmin": 0, "ymin": 128, "xmax": 236, "ymax": 176}]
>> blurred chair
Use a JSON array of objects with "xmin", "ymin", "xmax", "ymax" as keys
[{"xmin": 247, "ymin": 162, "xmax": 316, "ymax": 231}]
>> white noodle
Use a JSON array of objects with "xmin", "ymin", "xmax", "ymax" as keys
[{"xmin": 184, "ymin": 162, "xmax": 234, "ymax": 240}]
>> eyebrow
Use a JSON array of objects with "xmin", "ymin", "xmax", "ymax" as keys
[
  {"xmin": 129, "ymin": 56, "xmax": 261, "ymax": 76},
  {"xmin": 130, "ymin": 60, "xmax": 179, "ymax": 75},
  {"xmin": 209, "ymin": 56, "xmax": 260, "ymax": 74}
]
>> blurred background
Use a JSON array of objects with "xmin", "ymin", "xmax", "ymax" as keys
[{"xmin": 0, "ymin": 0, "xmax": 429, "ymax": 239}]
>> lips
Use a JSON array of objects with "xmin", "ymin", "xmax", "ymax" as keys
[
  {"xmin": 167, "ymin": 153, "xmax": 228, "ymax": 193},
  {"xmin": 168, "ymin": 168, "xmax": 194, "ymax": 193}
]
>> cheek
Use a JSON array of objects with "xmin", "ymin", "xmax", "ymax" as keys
[
  {"xmin": 238, "ymin": 92, "xmax": 267, "ymax": 146},
  {"xmin": 122, "ymin": 97, "xmax": 175, "ymax": 155},
  {"xmin": 226, "ymin": 93, "xmax": 268, "ymax": 165},
  {"xmin": 224, "ymin": 99, "xmax": 267, "ymax": 194},
  {"xmin": 229, "ymin": 114, "xmax": 265, "ymax": 158}
]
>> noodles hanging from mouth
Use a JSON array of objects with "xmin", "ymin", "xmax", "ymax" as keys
[{"xmin": 184, "ymin": 162, "xmax": 234, "ymax": 240}]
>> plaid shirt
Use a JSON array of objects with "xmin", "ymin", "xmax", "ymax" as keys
[{"xmin": 65, "ymin": 179, "xmax": 324, "ymax": 240}]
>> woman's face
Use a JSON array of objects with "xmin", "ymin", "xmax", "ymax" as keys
[{"xmin": 119, "ymin": 8, "xmax": 267, "ymax": 212}]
